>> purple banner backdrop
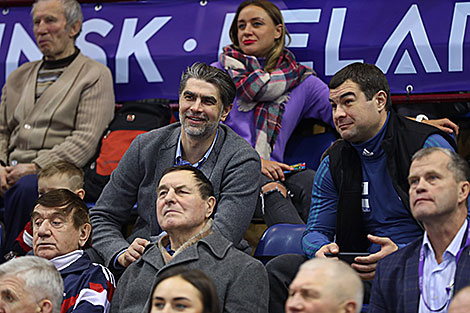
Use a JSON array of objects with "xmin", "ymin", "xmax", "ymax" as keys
[{"xmin": 1, "ymin": 0, "xmax": 469, "ymax": 101}]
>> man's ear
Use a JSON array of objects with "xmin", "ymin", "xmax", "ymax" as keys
[
  {"xmin": 343, "ymin": 300, "xmax": 358, "ymax": 313},
  {"xmin": 68, "ymin": 20, "xmax": 81, "ymax": 39},
  {"xmin": 75, "ymin": 188, "xmax": 85, "ymax": 200},
  {"xmin": 205, "ymin": 196, "xmax": 216, "ymax": 218},
  {"xmin": 375, "ymin": 90, "xmax": 387, "ymax": 113},
  {"xmin": 458, "ymin": 181, "xmax": 470, "ymax": 205},
  {"xmin": 38, "ymin": 299, "xmax": 53, "ymax": 313},
  {"xmin": 219, "ymin": 104, "xmax": 233, "ymax": 122},
  {"xmin": 78, "ymin": 223, "xmax": 92, "ymax": 248}
]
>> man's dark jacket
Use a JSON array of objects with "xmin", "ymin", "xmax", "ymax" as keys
[{"xmin": 326, "ymin": 111, "xmax": 457, "ymax": 251}]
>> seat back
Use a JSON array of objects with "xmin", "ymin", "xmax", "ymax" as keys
[
  {"xmin": 254, "ymin": 223, "xmax": 306, "ymax": 263},
  {"xmin": 284, "ymin": 131, "xmax": 336, "ymax": 170}
]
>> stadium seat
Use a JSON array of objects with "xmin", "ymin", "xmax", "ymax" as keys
[
  {"xmin": 284, "ymin": 131, "xmax": 337, "ymax": 171},
  {"xmin": 254, "ymin": 223, "xmax": 306, "ymax": 263}
]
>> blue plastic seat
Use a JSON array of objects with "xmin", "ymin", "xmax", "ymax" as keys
[{"xmin": 254, "ymin": 223, "xmax": 306, "ymax": 263}]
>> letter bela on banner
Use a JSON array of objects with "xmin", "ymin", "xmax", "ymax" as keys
[{"xmin": 0, "ymin": 0, "xmax": 469, "ymax": 101}]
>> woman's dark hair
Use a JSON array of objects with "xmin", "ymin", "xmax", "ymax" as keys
[
  {"xmin": 149, "ymin": 267, "xmax": 220, "ymax": 313},
  {"xmin": 229, "ymin": 0, "xmax": 290, "ymax": 72}
]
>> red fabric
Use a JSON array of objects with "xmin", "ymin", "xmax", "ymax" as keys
[
  {"xmin": 88, "ymin": 282, "xmax": 104, "ymax": 293},
  {"xmin": 106, "ymin": 281, "xmax": 115, "ymax": 302},
  {"xmin": 96, "ymin": 130, "xmax": 145, "ymax": 176},
  {"xmin": 61, "ymin": 295, "xmax": 79, "ymax": 313},
  {"xmin": 15, "ymin": 221, "xmax": 33, "ymax": 252}
]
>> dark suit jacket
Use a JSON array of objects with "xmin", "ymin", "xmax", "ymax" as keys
[{"xmin": 369, "ymin": 237, "xmax": 470, "ymax": 313}]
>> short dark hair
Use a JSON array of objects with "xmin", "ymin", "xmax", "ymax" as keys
[
  {"xmin": 34, "ymin": 189, "xmax": 91, "ymax": 248},
  {"xmin": 160, "ymin": 165, "xmax": 214, "ymax": 200},
  {"xmin": 38, "ymin": 161, "xmax": 84, "ymax": 191},
  {"xmin": 329, "ymin": 63, "xmax": 392, "ymax": 111},
  {"xmin": 179, "ymin": 62, "xmax": 236, "ymax": 110},
  {"xmin": 149, "ymin": 266, "xmax": 220, "ymax": 313}
]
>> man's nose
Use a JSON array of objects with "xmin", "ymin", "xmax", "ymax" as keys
[
  {"xmin": 415, "ymin": 178, "xmax": 427, "ymax": 192},
  {"xmin": 333, "ymin": 105, "xmax": 346, "ymax": 120},
  {"xmin": 164, "ymin": 189, "xmax": 176, "ymax": 203},
  {"xmin": 190, "ymin": 98, "xmax": 203, "ymax": 112},
  {"xmin": 37, "ymin": 220, "xmax": 52, "ymax": 236},
  {"xmin": 36, "ymin": 20, "xmax": 48, "ymax": 34},
  {"xmin": 286, "ymin": 293, "xmax": 303, "ymax": 311}
]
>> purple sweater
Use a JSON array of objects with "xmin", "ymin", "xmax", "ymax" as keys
[{"xmin": 212, "ymin": 61, "xmax": 333, "ymax": 163}]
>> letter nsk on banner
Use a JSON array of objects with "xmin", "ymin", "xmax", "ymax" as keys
[{"xmin": 0, "ymin": 0, "xmax": 469, "ymax": 101}]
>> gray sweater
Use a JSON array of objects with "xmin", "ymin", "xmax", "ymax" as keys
[
  {"xmin": 90, "ymin": 123, "xmax": 261, "ymax": 266},
  {"xmin": 111, "ymin": 230, "xmax": 269, "ymax": 313}
]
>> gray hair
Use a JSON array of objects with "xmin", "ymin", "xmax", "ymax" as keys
[
  {"xmin": 411, "ymin": 147, "xmax": 469, "ymax": 182},
  {"xmin": 179, "ymin": 62, "xmax": 236, "ymax": 110},
  {"xmin": 298, "ymin": 258, "xmax": 363, "ymax": 313},
  {"xmin": 32, "ymin": 0, "xmax": 83, "ymax": 38},
  {"xmin": 0, "ymin": 256, "xmax": 63, "ymax": 313}
]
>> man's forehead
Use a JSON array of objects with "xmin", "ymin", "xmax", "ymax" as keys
[
  {"xmin": 33, "ymin": 0, "xmax": 65, "ymax": 17},
  {"xmin": 411, "ymin": 151, "xmax": 450, "ymax": 170},
  {"xmin": 183, "ymin": 78, "xmax": 221, "ymax": 99},
  {"xmin": 293, "ymin": 269, "xmax": 323, "ymax": 284},
  {"xmin": 329, "ymin": 80, "xmax": 362, "ymax": 101},
  {"xmin": 159, "ymin": 170, "xmax": 196, "ymax": 188},
  {"xmin": 32, "ymin": 204, "xmax": 68, "ymax": 216},
  {"xmin": 0, "ymin": 274, "xmax": 25, "ymax": 286}
]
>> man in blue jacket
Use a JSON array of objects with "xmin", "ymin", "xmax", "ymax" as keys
[
  {"xmin": 267, "ymin": 63, "xmax": 458, "ymax": 312},
  {"xmin": 370, "ymin": 147, "xmax": 470, "ymax": 312}
]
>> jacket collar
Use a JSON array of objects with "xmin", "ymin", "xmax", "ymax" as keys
[
  {"xmin": 142, "ymin": 230, "xmax": 233, "ymax": 270},
  {"xmin": 51, "ymin": 250, "xmax": 90, "ymax": 274}
]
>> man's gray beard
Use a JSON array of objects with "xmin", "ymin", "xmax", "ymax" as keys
[{"xmin": 180, "ymin": 116, "xmax": 219, "ymax": 139}]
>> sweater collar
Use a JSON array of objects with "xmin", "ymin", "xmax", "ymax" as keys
[{"xmin": 351, "ymin": 112, "xmax": 390, "ymax": 159}]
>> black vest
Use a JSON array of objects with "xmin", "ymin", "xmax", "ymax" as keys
[{"xmin": 327, "ymin": 112, "xmax": 457, "ymax": 252}]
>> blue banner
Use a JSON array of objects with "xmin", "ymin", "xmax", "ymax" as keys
[{"xmin": 1, "ymin": 0, "xmax": 469, "ymax": 101}]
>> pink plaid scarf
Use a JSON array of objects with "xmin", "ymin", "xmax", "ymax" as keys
[{"xmin": 219, "ymin": 45, "xmax": 313, "ymax": 159}]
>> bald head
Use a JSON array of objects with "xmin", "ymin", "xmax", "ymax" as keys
[
  {"xmin": 285, "ymin": 258, "xmax": 363, "ymax": 313},
  {"xmin": 449, "ymin": 286, "xmax": 470, "ymax": 313}
]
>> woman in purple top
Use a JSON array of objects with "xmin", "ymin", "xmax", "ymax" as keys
[{"xmin": 212, "ymin": 0, "xmax": 332, "ymax": 225}]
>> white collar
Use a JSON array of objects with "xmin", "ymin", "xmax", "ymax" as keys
[{"xmin": 50, "ymin": 250, "xmax": 83, "ymax": 271}]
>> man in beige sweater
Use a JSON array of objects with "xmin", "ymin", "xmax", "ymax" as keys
[{"xmin": 0, "ymin": 0, "xmax": 114, "ymax": 261}]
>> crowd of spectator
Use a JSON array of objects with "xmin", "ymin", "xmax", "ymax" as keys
[{"xmin": 1, "ymin": 1, "xmax": 469, "ymax": 313}]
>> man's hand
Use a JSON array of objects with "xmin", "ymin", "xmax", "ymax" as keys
[
  {"xmin": 421, "ymin": 118, "xmax": 459, "ymax": 135},
  {"xmin": 117, "ymin": 238, "xmax": 149, "ymax": 268},
  {"xmin": 0, "ymin": 165, "xmax": 10, "ymax": 196},
  {"xmin": 261, "ymin": 159, "xmax": 293, "ymax": 181},
  {"xmin": 5, "ymin": 163, "xmax": 40, "ymax": 186},
  {"xmin": 315, "ymin": 242, "xmax": 339, "ymax": 258},
  {"xmin": 350, "ymin": 234, "xmax": 398, "ymax": 280}
]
